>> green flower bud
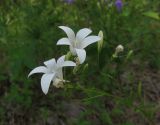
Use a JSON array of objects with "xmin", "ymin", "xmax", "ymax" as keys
[{"xmin": 97, "ymin": 30, "xmax": 104, "ymax": 54}]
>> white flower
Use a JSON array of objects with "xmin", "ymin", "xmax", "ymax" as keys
[
  {"xmin": 57, "ymin": 26, "xmax": 101, "ymax": 64},
  {"xmin": 28, "ymin": 55, "xmax": 76, "ymax": 94}
]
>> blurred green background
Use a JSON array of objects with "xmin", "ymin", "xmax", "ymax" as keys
[{"xmin": 0, "ymin": 0, "xmax": 160, "ymax": 125}]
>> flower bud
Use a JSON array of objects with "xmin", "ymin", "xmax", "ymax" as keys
[
  {"xmin": 112, "ymin": 44, "xmax": 124, "ymax": 58},
  {"xmin": 115, "ymin": 44, "xmax": 124, "ymax": 54},
  {"xmin": 97, "ymin": 30, "xmax": 104, "ymax": 53}
]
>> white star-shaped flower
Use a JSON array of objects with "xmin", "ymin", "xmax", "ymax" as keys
[
  {"xmin": 28, "ymin": 55, "xmax": 76, "ymax": 94},
  {"xmin": 57, "ymin": 26, "xmax": 101, "ymax": 64}
]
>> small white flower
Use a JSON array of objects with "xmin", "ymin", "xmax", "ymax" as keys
[
  {"xmin": 28, "ymin": 55, "xmax": 76, "ymax": 94},
  {"xmin": 57, "ymin": 26, "xmax": 101, "ymax": 64}
]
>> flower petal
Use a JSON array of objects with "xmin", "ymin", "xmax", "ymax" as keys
[
  {"xmin": 76, "ymin": 28, "xmax": 92, "ymax": 42},
  {"xmin": 57, "ymin": 55, "xmax": 65, "ymax": 67},
  {"xmin": 44, "ymin": 58, "xmax": 56, "ymax": 69},
  {"xmin": 28, "ymin": 66, "xmax": 47, "ymax": 77},
  {"xmin": 57, "ymin": 55, "xmax": 76, "ymax": 68},
  {"xmin": 81, "ymin": 36, "xmax": 101, "ymax": 48},
  {"xmin": 57, "ymin": 38, "xmax": 71, "ymax": 45},
  {"xmin": 41, "ymin": 73, "xmax": 55, "ymax": 94},
  {"xmin": 62, "ymin": 61, "xmax": 76, "ymax": 67},
  {"xmin": 59, "ymin": 26, "xmax": 75, "ymax": 42},
  {"xmin": 75, "ymin": 49, "xmax": 86, "ymax": 64},
  {"xmin": 70, "ymin": 46, "xmax": 76, "ymax": 55}
]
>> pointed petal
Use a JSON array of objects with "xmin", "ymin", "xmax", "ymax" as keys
[
  {"xmin": 44, "ymin": 58, "xmax": 56, "ymax": 69},
  {"xmin": 75, "ymin": 49, "xmax": 86, "ymax": 64},
  {"xmin": 57, "ymin": 55, "xmax": 65, "ymax": 66},
  {"xmin": 28, "ymin": 66, "xmax": 47, "ymax": 77},
  {"xmin": 62, "ymin": 61, "xmax": 76, "ymax": 67},
  {"xmin": 57, "ymin": 38, "xmax": 71, "ymax": 45},
  {"xmin": 41, "ymin": 73, "xmax": 55, "ymax": 94},
  {"xmin": 76, "ymin": 28, "xmax": 92, "ymax": 42},
  {"xmin": 59, "ymin": 26, "xmax": 75, "ymax": 42},
  {"xmin": 81, "ymin": 36, "xmax": 101, "ymax": 48},
  {"xmin": 57, "ymin": 55, "xmax": 76, "ymax": 67}
]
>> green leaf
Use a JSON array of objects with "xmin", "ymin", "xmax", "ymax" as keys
[{"xmin": 143, "ymin": 11, "xmax": 160, "ymax": 20}]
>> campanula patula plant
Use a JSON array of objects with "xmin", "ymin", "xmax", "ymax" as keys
[
  {"xmin": 28, "ymin": 26, "xmax": 101, "ymax": 94},
  {"xmin": 0, "ymin": 0, "xmax": 160, "ymax": 124}
]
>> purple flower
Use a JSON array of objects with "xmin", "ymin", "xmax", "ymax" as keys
[
  {"xmin": 115, "ymin": 0, "xmax": 123, "ymax": 12},
  {"xmin": 64, "ymin": 0, "xmax": 74, "ymax": 4}
]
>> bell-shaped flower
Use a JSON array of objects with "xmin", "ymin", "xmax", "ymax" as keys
[
  {"xmin": 28, "ymin": 55, "xmax": 76, "ymax": 94},
  {"xmin": 57, "ymin": 26, "xmax": 101, "ymax": 64},
  {"xmin": 115, "ymin": 0, "xmax": 123, "ymax": 12}
]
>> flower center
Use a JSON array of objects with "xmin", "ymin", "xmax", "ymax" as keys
[{"xmin": 74, "ymin": 40, "xmax": 81, "ymax": 48}]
